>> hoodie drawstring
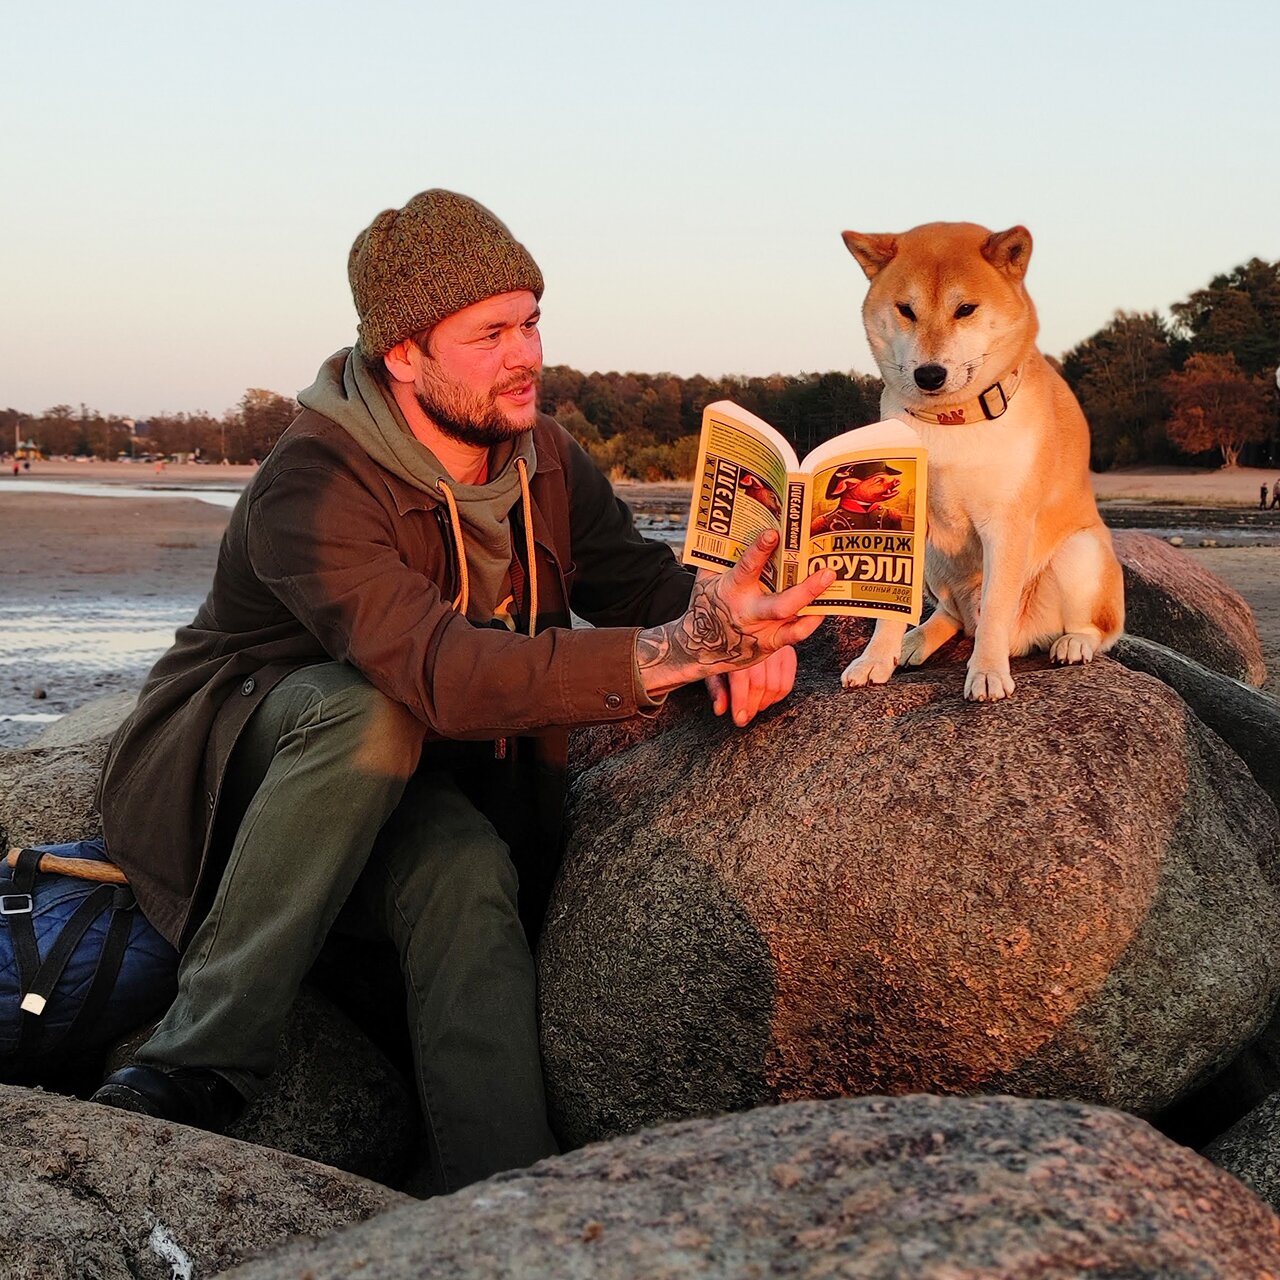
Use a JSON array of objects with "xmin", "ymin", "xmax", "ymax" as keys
[
  {"xmin": 516, "ymin": 457, "xmax": 537, "ymax": 639},
  {"xmin": 437, "ymin": 460, "xmax": 538, "ymax": 639},
  {"xmin": 436, "ymin": 480, "xmax": 471, "ymax": 621}
]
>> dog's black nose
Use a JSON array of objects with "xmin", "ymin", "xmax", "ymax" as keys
[{"xmin": 914, "ymin": 364, "xmax": 948, "ymax": 391}]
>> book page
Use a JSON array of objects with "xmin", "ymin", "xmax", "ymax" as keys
[
  {"xmin": 681, "ymin": 402, "xmax": 798, "ymax": 591},
  {"xmin": 801, "ymin": 448, "xmax": 927, "ymax": 621},
  {"xmin": 799, "ymin": 416, "xmax": 921, "ymax": 473}
]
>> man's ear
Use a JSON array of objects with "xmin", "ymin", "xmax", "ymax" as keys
[{"xmin": 382, "ymin": 339, "xmax": 417, "ymax": 385}]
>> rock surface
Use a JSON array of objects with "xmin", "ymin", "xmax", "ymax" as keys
[
  {"xmin": 218, "ymin": 1094, "xmax": 1280, "ymax": 1280},
  {"xmin": 0, "ymin": 738, "xmax": 107, "ymax": 851},
  {"xmin": 1204, "ymin": 1090, "xmax": 1280, "ymax": 1215},
  {"xmin": 1165, "ymin": 989, "xmax": 1280, "ymax": 1156},
  {"xmin": 0, "ymin": 691, "xmax": 131, "ymax": 851},
  {"xmin": 0, "ymin": 1082, "xmax": 406, "ymax": 1279},
  {"xmin": 2, "ymin": 698, "xmax": 425, "ymax": 1189},
  {"xmin": 1111, "ymin": 632, "xmax": 1280, "ymax": 811},
  {"xmin": 1113, "ymin": 529, "xmax": 1267, "ymax": 685},
  {"xmin": 27, "ymin": 690, "xmax": 137, "ymax": 749},
  {"xmin": 108, "ymin": 984, "xmax": 423, "ymax": 1188},
  {"xmin": 546, "ymin": 648, "xmax": 1280, "ymax": 1148}
]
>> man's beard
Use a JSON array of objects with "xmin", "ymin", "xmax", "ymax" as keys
[{"xmin": 414, "ymin": 367, "xmax": 540, "ymax": 448}]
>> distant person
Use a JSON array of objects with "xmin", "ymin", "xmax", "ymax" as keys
[
  {"xmin": 1262, "ymin": 482, "xmax": 1270, "ymax": 509},
  {"xmin": 10, "ymin": 461, "xmax": 17, "ymax": 478},
  {"xmin": 1272, "ymin": 478, "xmax": 1280, "ymax": 510},
  {"xmin": 90, "ymin": 188, "xmax": 832, "ymax": 1194}
]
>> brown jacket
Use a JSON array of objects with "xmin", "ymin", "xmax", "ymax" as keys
[{"xmin": 97, "ymin": 410, "xmax": 693, "ymax": 947}]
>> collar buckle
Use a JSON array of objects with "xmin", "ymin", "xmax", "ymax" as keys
[{"xmin": 978, "ymin": 382, "xmax": 1009, "ymax": 420}]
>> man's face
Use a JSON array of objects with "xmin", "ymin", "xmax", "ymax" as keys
[{"xmin": 408, "ymin": 290, "xmax": 543, "ymax": 447}]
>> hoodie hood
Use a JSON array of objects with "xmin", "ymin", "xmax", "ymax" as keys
[{"xmin": 298, "ymin": 348, "xmax": 538, "ymax": 627}]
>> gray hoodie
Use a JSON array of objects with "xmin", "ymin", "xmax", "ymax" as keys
[{"xmin": 298, "ymin": 348, "xmax": 537, "ymax": 627}]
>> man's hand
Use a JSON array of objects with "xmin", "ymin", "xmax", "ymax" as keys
[
  {"xmin": 705, "ymin": 645, "xmax": 798, "ymax": 727},
  {"xmin": 636, "ymin": 529, "xmax": 834, "ymax": 707}
]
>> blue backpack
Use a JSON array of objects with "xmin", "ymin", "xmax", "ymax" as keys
[{"xmin": 1, "ymin": 839, "xmax": 178, "ymax": 1069}]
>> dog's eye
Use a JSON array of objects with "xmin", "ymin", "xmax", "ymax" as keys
[
  {"xmin": 954, "ymin": 303, "xmax": 978, "ymax": 318},
  {"xmin": 896, "ymin": 303, "xmax": 916, "ymax": 322}
]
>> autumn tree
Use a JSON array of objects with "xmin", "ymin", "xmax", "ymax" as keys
[
  {"xmin": 643, "ymin": 377, "xmax": 684, "ymax": 443},
  {"xmin": 539, "ymin": 366, "xmax": 585, "ymax": 415},
  {"xmin": 28, "ymin": 404, "xmax": 78, "ymax": 455},
  {"xmin": 1163, "ymin": 352, "xmax": 1270, "ymax": 468},
  {"xmin": 225, "ymin": 389, "xmax": 299, "ymax": 462},
  {"xmin": 143, "ymin": 411, "xmax": 224, "ymax": 458},
  {"xmin": 554, "ymin": 403, "xmax": 599, "ymax": 447},
  {"xmin": 1061, "ymin": 311, "xmax": 1174, "ymax": 469},
  {"xmin": 1171, "ymin": 258, "xmax": 1280, "ymax": 377}
]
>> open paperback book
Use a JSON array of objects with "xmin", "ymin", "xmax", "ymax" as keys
[{"xmin": 681, "ymin": 400, "xmax": 928, "ymax": 620}]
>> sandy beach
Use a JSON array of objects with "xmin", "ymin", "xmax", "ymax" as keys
[{"xmin": 1, "ymin": 461, "xmax": 1278, "ymax": 749}]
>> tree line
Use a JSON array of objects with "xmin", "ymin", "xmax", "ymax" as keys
[
  {"xmin": 1061, "ymin": 258, "xmax": 1279, "ymax": 470},
  {"xmin": 4, "ymin": 257, "xmax": 1277, "ymax": 477}
]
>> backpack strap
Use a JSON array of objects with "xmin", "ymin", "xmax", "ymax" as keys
[
  {"xmin": 62, "ymin": 885, "xmax": 138, "ymax": 1048},
  {"xmin": 3, "ymin": 849, "xmax": 44, "ymax": 1051},
  {"xmin": 6, "ymin": 848, "xmax": 121, "ymax": 1057}
]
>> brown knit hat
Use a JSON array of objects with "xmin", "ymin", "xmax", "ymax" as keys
[{"xmin": 348, "ymin": 190, "xmax": 544, "ymax": 356}]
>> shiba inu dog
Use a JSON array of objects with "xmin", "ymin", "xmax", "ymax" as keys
[{"xmin": 838, "ymin": 222, "xmax": 1124, "ymax": 701}]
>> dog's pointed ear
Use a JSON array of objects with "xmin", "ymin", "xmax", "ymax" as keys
[
  {"xmin": 842, "ymin": 232, "xmax": 898, "ymax": 280},
  {"xmin": 982, "ymin": 226, "xmax": 1033, "ymax": 280}
]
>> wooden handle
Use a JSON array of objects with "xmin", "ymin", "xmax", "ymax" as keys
[{"xmin": 6, "ymin": 847, "xmax": 130, "ymax": 885}]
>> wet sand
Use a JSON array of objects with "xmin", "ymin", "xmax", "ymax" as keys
[
  {"xmin": 0, "ymin": 490, "xmax": 229, "ymax": 746},
  {"xmin": 1, "ymin": 466, "xmax": 1278, "ymax": 748}
]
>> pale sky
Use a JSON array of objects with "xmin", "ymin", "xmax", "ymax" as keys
[{"xmin": 4, "ymin": 0, "xmax": 1278, "ymax": 419}]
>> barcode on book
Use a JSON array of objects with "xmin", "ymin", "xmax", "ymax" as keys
[{"xmin": 697, "ymin": 534, "xmax": 727, "ymax": 557}]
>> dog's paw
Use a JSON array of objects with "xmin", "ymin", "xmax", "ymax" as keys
[
  {"xmin": 840, "ymin": 654, "xmax": 898, "ymax": 688},
  {"xmin": 900, "ymin": 626, "xmax": 932, "ymax": 667},
  {"xmin": 1049, "ymin": 632, "xmax": 1098, "ymax": 665},
  {"xmin": 964, "ymin": 666, "xmax": 1015, "ymax": 702}
]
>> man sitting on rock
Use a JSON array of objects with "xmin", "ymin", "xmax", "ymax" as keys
[{"xmin": 90, "ymin": 189, "xmax": 832, "ymax": 1194}]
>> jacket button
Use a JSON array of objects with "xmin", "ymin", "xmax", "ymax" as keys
[
  {"xmin": 241, "ymin": 677, "xmax": 256, "ymax": 696},
  {"xmin": 604, "ymin": 693, "xmax": 623, "ymax": 710}
]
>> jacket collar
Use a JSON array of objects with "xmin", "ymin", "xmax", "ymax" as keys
[{"xmin": 903, "ymin": 366, "xmax": 1022, "ymax": 426}]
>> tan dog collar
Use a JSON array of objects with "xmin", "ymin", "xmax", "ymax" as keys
[{"xmin": 904, "ymin": 367, "xmax": 1022, "ymax": 426}]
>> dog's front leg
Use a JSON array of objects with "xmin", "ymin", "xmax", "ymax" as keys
[
  {"xmin": 966, "ymin": 529, "xmax": 1030, "ymax": 701},
  {"xmin": 840, "ymin": 616, "xmax": 909, "ymax": 688}
]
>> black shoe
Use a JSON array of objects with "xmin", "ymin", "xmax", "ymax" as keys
[{"xmin": 91, "ymin": 1064, "xmax": 244, "ymax": 1133}]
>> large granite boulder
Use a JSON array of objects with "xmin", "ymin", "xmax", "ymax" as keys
[
  {"xmin": 0, "ymin": 738, "xmax": 107, "ymax": 849},
  {"xmin": 1111, "ymin": 632, "xmax": 1280, "ymax": 812},
  {"xmin": 2, "ymin": 700, "xmax": 426, "ymax": 1188},
  {"xmin": 1113, "ymin": 529, "xmax": 1267, "ymax": 685},
  {"xmin": 218, "ymin": 1094, "xmax": 1280, "ymax": 1279},
  {"xmin": 26, "ymin": 690, "xmax": 137, "ymax": 749},
  {"xmin": 0, "ymin": 692, "xmax": 133, "ymax": 849},
  {"xmin": 0, "ymin": 1082, "xmax": 406, "ymax": 1279},
  {"xmin": 1204, "ymin": 1090, "xmax": 1280, "ymax": 1214},
  {"xmin": 545, "ymin": 647, "xmax": 1280, "ymax": 1149},
  {"xmin": 108, "ymin": 984, "xmax": 423, "ymax": 1188},
  {"xmin": 1163, "ymin": 977, "xmax": 1280, "ymax": 1152}
]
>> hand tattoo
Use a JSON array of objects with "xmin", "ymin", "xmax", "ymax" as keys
[{"xmin": 636, "ymin": 575, "xmax": 759, "ymax": 691}]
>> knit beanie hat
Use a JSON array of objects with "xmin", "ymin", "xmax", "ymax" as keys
[{"xmin": 348, "ymin": 190, "xmax": 544, "ymax": 357}]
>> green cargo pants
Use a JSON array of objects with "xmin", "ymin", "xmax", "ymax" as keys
[{"xmin": 138, "ymin": 661, "xmax": 559, "ymax": 1193}]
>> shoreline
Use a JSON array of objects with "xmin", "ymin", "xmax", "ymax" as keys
[
  {"xmin": 9, "ymin": 457, "xmax": 1280, "ymax": 504},
  {"xmin": 2, "ymin": 469, "xmax": 1278, "ymax": 749}
]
